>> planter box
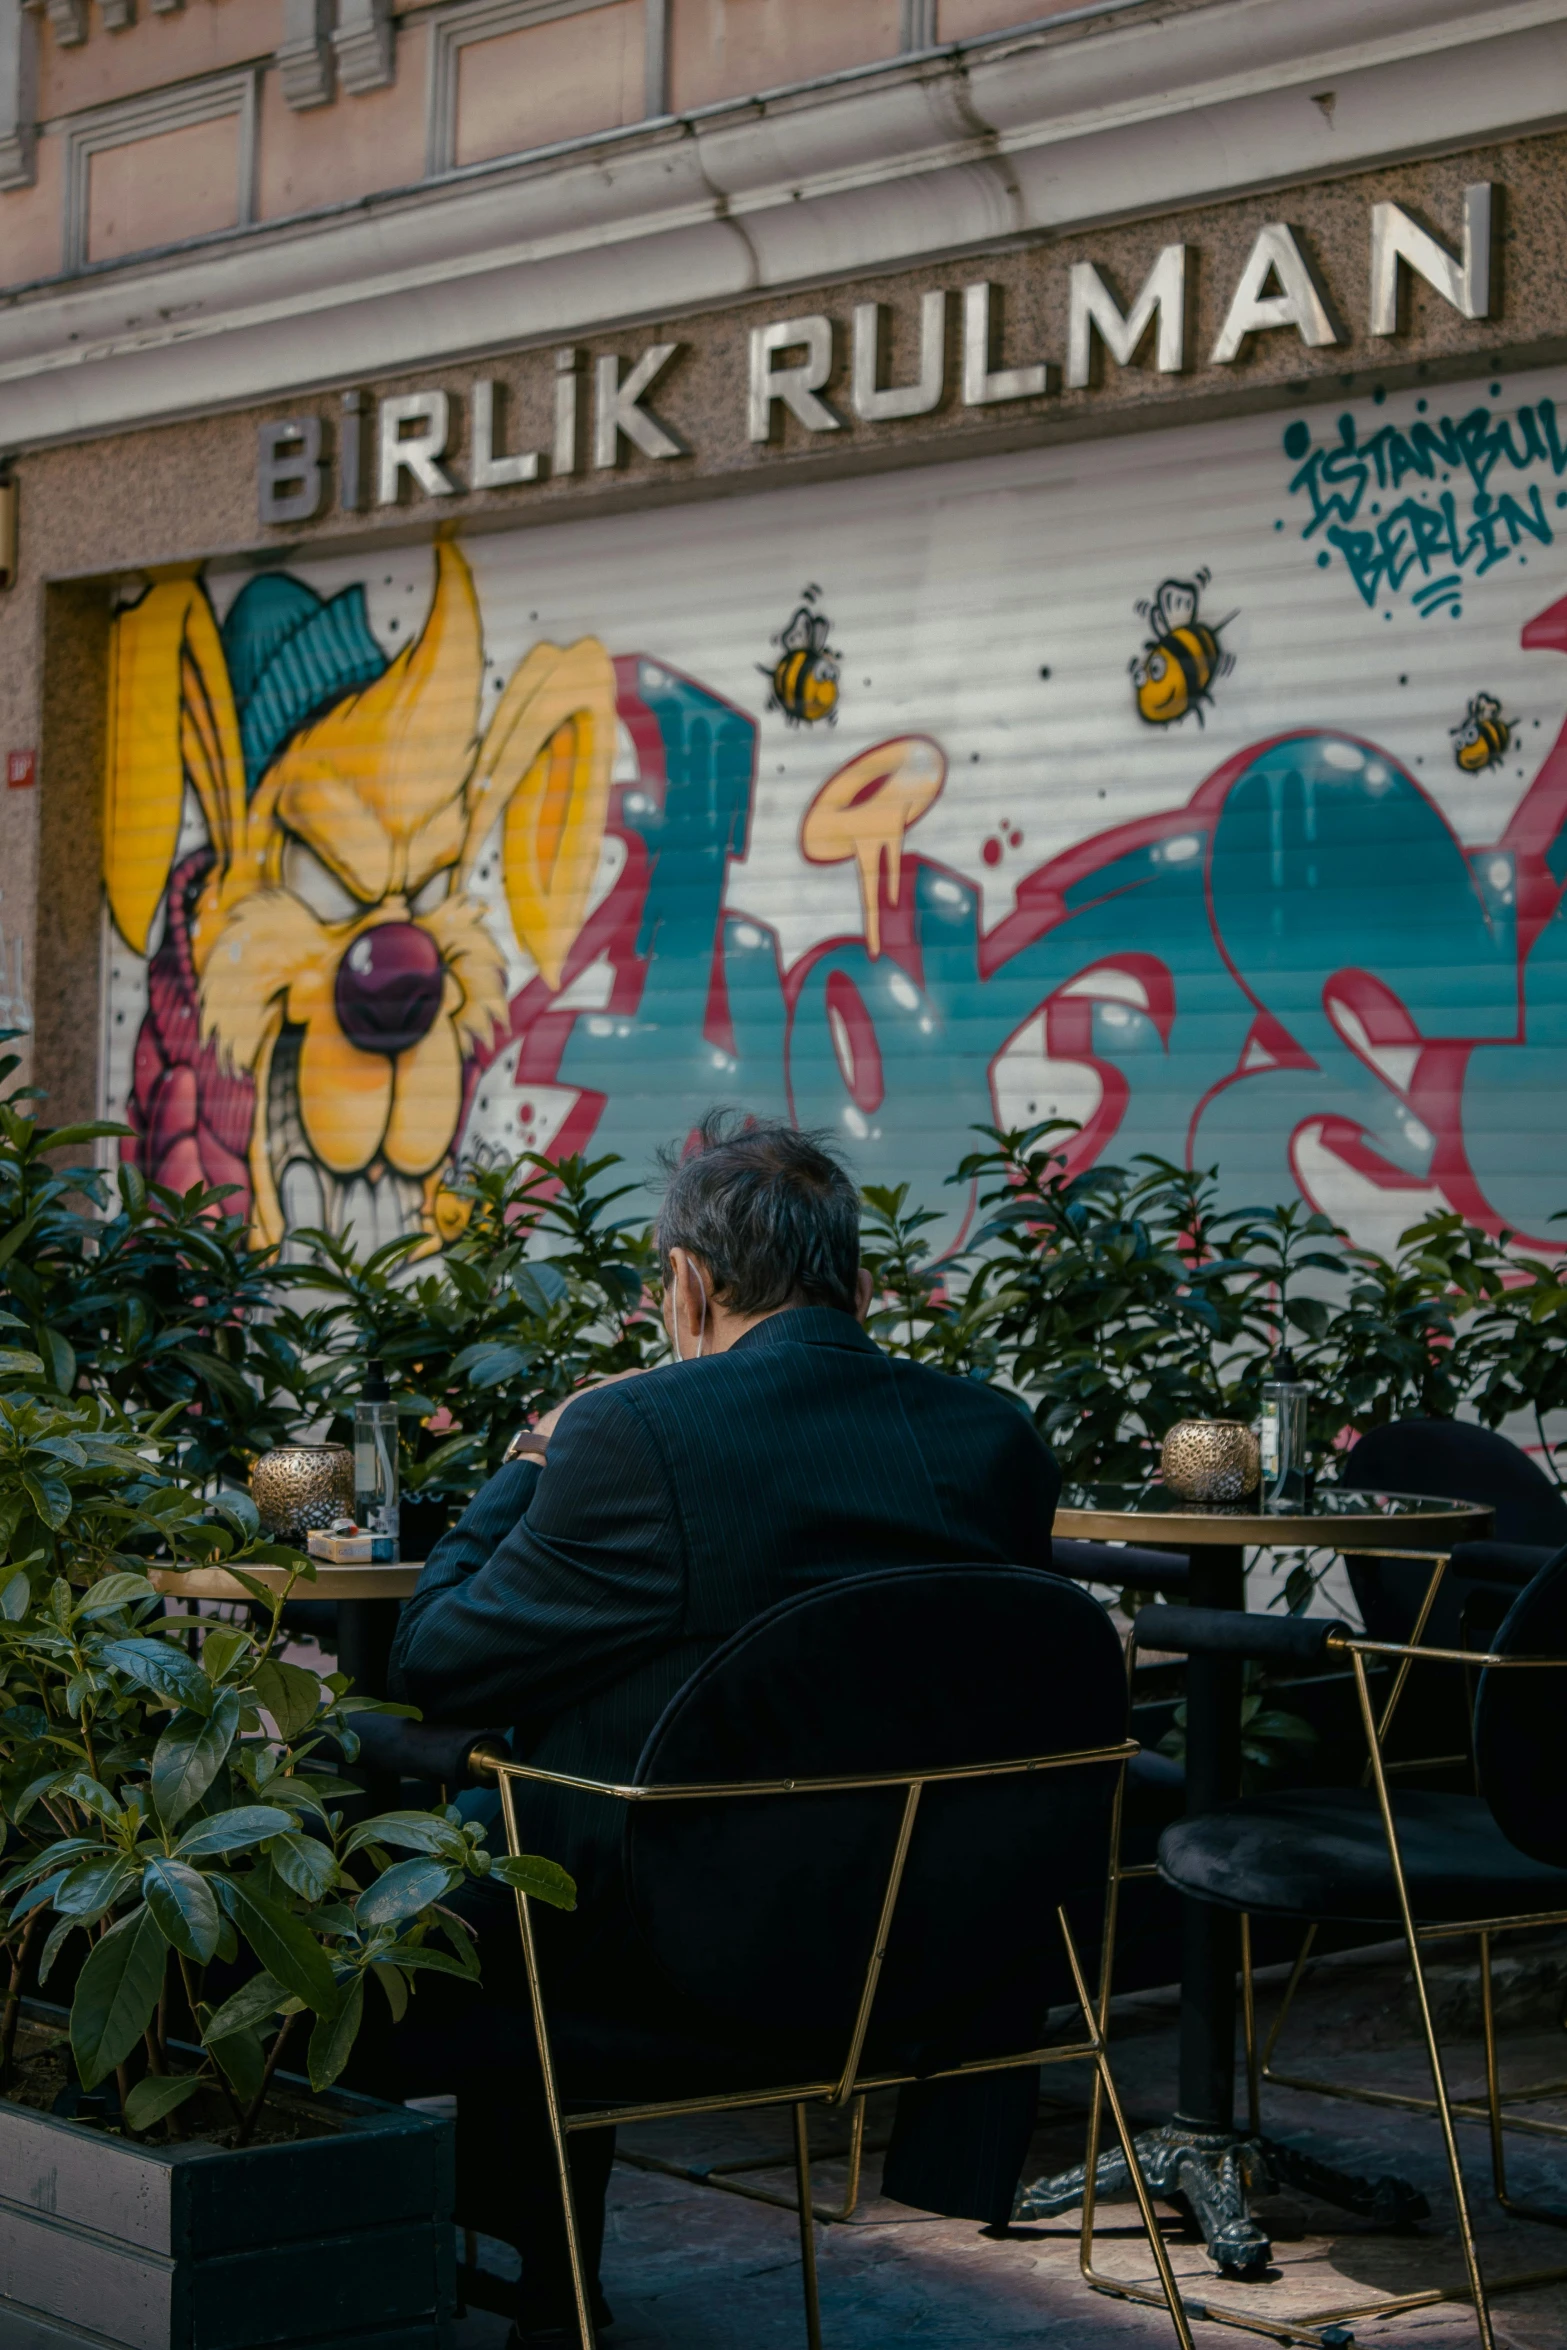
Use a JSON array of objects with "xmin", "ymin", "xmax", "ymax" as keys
[{"xmin": 0, "ymin": 2012, "xmax": 455, "ymax": 2350}]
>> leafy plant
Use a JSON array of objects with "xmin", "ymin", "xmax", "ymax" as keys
[
  {"xmin": 953, "ymin": 1128, "xmax": 1279, "ymax": 1482},
  {"xmin": 859, "ymin": 1182, "xmax": 1006, "ymax": 1376},
  {"xmin": 1158, "ymin": 1664, "xmax": 1319, "ymax": 1791},
  {"xmin": 280, "ymin": 1149, "xmax": 667, "ymax": 1512},
  {"xmin": 0, "ymin": 1396, "xmax": 573, "ymax": 2141},
  {"xmin": 0, "ymin": 1036, "xmax": 320, "ymax": 1482}
]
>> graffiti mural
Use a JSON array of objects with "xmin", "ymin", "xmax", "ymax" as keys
[
  {"xmin": 1282, "ymin": 391, "xmax": 1567, "ymax": 621},
  {"xmin": 105, "ymin": 546, "xmax": 618, "ymax": 1251},
  {"xmin": 1130, "ymin": 573, "xmax": 1235, "ymax": 729},
  {"xmin": 99, "ymin": 363, "xmax": 1567, "ymax": 1256},
  {"xmin": 761, "ymin": 586, "xmax": 841, "ymax": 728},
  {"xmin": 1452, "ymin": 693, "xmax": 1513, "ymax": 772}
]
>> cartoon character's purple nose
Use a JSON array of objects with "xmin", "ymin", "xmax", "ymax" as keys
[{"xmin": 334, "ymin": 923, "xmax": 444, "ymax": 1056}]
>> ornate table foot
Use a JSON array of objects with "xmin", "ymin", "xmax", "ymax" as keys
[
  {"xmin": 1013, "ymin": 2122, "xmax": 1427, "ymax": 2275},
  {"xmin": 1014, "ymin": 2122, "xmax": 1272, "ymax": 2269}
]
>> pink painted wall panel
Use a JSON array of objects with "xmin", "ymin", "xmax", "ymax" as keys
[
  {"xmin": 670, "ymin": 0, "xmax": 902, "ymax": 112},
  {"xmin": 455, "ymin": 3, "xmax": 647, "ymax": 168},
  {"xmin": 86, "ymin": 114, "xmax": 240, "ymax": 265}
]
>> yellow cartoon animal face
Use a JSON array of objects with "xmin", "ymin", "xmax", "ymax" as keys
[
  {"xmin": 105, "ymin": 545, "xmax": 619, "ymax": 1251},
  {"xmin": 1133, "ymin": 644, "xmax": 1190, "ymax": 725}
]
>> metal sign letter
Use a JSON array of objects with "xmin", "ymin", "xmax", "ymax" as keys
[
  {"xmin": 1067, "ymin": 246, "xmax": 1187, "ymax": 389},
  {"xmin": 851, "ymin": 292, "xmax": 946, "ymax": 422},
  {"xmin": 593, "ymin": 344, "xmax": 682, "ymax": 469},
  {"xmin": 377, "ymin": 391, "xmax": 457, "ymax": 503},
  {"xmin": 962, "ymin": 283, "xmax": 1052, "ymax": 405},
  {"xmin": 1369, "ymin": 184, "xmax": 1493, "ymax": 336},
  {"xmin": 749, "ymin": 317, "xmax": 840, "ymax": 441},
  {"xmin": 1210, "ymin": 223, "xmax": 1341, "ymax": 364},
  {"xmin": 257, "ymin": 417, "xmax": 326, "ymax": 527}
]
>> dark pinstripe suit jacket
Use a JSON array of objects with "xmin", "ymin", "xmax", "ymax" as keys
[{"xmin": 391, "ymin": 1305, "xmax": 1060, "ymax": 1897}]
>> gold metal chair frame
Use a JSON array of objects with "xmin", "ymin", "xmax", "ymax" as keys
[
  {"xmin": 614, "ymin": 2092, "xmax": 877, "ymax": 2223},
  {"xmin": 1083, "ymin": 1584, "xmax": 1567, "ymax": 2350},
  {"xmin": 1248, "ymin": 1551, "xmax": 1567, "ymax": 2176},
  {"xmin": 484, "ymin": 1741, "xmax": 1199, "ymax": 2350}
]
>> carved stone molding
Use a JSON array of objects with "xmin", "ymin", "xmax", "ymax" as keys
[
  {"xmin": 426, "ymin": 0, "xmax": 622, "ymax": 175},
  {"xmin": 0, "ymin": 0, "xmax": 37, "ymax": 189},
  {"xmin": 278, "ymin": 0, "xmax": 333, "ymax": 109},
  {"xmin": 900, "ymin": 0, "xmax": 937, "ymax": 48},
  {"xmin": 44, "ymin": 0, "xmax": 87, "ymax": 49},
  {"xmin": 334, "ymin": 0, "xmax": 393, "ymax": 95}
]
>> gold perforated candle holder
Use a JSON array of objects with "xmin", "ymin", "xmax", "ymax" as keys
[
  {"xmin": 1159, "ymin": 1419, "xmax": 1261, "ymax": 1504},
  {"xmin": 250, "ymin": 1444, "xmax": 354, "ymax": 1541}
]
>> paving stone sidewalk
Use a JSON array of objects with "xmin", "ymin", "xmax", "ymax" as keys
[{"xmin": 451, "ymin": 1941, "xmax": 1567, "ymax": 2348}]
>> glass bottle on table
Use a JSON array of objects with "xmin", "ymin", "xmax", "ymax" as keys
[
  {"xmin": 1259, "ymin": 1348, "xmax": 1310, "ymax": 1511},
  {"xmin": 353, "ymin": 1360, "xmax": 400, "ymax": 1548}
]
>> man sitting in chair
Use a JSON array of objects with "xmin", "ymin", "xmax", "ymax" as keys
[{"xmin": 386, "ymin": 1113, "xmax": 1061, "ymax": 2345}]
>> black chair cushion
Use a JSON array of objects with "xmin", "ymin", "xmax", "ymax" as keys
[
  {"xmin": 1476, "ymin": 1545, "xmax": 1567, "ymax": 1867},
  {"xmin": 625, "ymin": 1565, "xmax": 1126, "ymax": 2049},
  {"xmin": 1158, "ymin": 1788, "xmax": 1567, "ymax": 1926}
]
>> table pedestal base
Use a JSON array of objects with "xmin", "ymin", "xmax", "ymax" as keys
[{"xmin": 1013, "ymin": 2122, "xmax": 1428, "ymax": 2273}]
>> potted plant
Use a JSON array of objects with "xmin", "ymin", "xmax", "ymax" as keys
[{"xmin": 0, "ymin": 1373, "xmax": 572, "ymax": 2350}]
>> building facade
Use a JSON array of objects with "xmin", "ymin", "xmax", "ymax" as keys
[{"xmin": 4, "ymin": 0, "xmax": 1567, "ymax": 1253}]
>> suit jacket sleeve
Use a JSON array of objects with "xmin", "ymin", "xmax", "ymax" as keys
[
  {"xmin": 1002, "ymin": 1411, "xmax": 1061, "ymax": 1572},
  {"xmin": 389, "ymin": 1386, "xmax": 683, "ymax": 1726}
]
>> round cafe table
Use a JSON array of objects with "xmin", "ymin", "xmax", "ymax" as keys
[
  {"xmin": 1023, "ymin": 1482, "xmax": 1491, "ymax": 2269},
  {"xmin": 149, "ymin": 1561, "xmax": 423, "ymax": 1700}
]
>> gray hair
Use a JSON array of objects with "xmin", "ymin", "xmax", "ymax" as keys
[{"xmin": 656, "ymin": 1112, "xmax": 861, "ymax": 1316}]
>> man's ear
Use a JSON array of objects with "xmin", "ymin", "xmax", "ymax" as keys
[{"xmin": 855, "ymin": 1266, "xmax": 875, "ymax": 1324}]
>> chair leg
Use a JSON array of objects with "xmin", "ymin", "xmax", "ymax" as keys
[
  {"xmin": 1406, "ymin": 1927, "xmax": 1496, "ymax": 2349},
  {"xmin": 792, "ymin": 2102, "xmax": 825, "ymax": 2350},
  {"xmin": 1057, "ymin": 1907, "xmax": 1196, "ymax": 2350},
  {"xmin": 1259, "ymin": 1919, "xmax": 1317, "ymax": 2087},
  {"xmin": 838, "ymin": 2093, "xmax": 866, "ymax": 2222},
  {"xmin": 1481, "ymin": 1929, "xmax": 1511, "ymax": 2210},
  {"xmin": 507, "ymin": 1867, "xmax": 597, "ymax": 2350},
  {"xmin": 1351, "ymin": 1652, "xmax": 1495, "ymax": 2350},
  {"xmin": 1240, "ymin": 1912, "xmax": 1260, "ymax": 2137}
]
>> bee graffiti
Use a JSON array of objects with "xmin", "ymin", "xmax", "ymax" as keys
[
  {"xmin": 762, "ymin": 585, "xmax": 840, "ymax": 726},
  {"xmin": 1131, "ymin": 572, "xmax": 1235, "ymax": 729},
  {"xmin": 1451, "ymin": 692, "xmax": 1515, "ymax": 773}
]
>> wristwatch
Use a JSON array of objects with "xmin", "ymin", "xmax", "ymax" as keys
[{"xmin": 504, "ymin": 1430, "xmax": 550, "ymax": 1465}]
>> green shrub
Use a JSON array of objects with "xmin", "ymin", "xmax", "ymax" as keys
[{"xmin": 0, "ymin": 1390, "xmax": 572, "ymax": 2136}]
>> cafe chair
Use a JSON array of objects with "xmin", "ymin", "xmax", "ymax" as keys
[
  {"xmin": 1341, "ymin": 1419, "xmax": 1567, "ymax": 1648},
  {"xmin": 1122, "ymin": 1565, "xmax": 1567, "ymax": 2350},
  {"xmin": 482, "ymin": 1564, "xmax": 1197, "ymax": 2350}
]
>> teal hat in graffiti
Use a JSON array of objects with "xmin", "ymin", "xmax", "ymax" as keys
[{"xmin": 220, "ymin": 573, "xmax": 387, "ymax": 797}]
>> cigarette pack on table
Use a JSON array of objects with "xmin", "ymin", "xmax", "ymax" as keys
[{"xmin": 306, "ymin": 1528, "xmax": 396, "ymax": 1563}]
